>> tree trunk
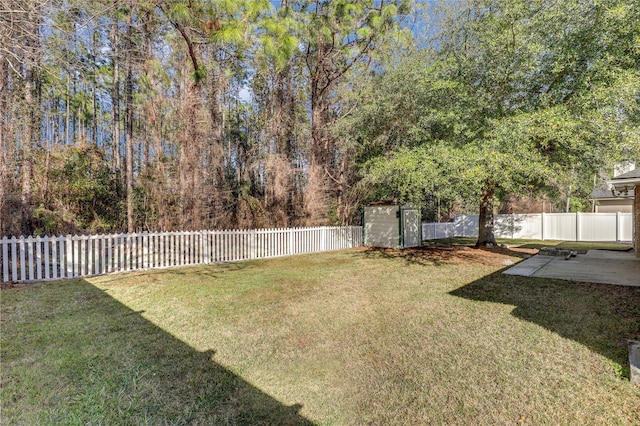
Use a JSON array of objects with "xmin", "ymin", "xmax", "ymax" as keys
[
  {"xmin": 0, "ymin": 57, "xmax": 9, "ymax": 236},
  {"xmin": 305, "ymin": 73, "xmax": 330, "ymax": 226},
  {"xmin": 125, "ymin": 7, "xmax": 134, "ymax": 233},
  {"xmin": 111, "ymin": 18, "xmax": 122, "ymax": 173},
  {"xmin": 266, "ymin": 61, "xmax": 295, "ymax": 227},
  {"xmin": 65, "ymin": 74, "xmax": 70, "ymax": 145},
  {"xmin": 92, "ymin": 31, "xmax": 99, "ymax": 145},
  {"xmin": 178, "ymin": 73, "xmax": 201, "ymax": 230},
  {"xmin": 19, "ymin": 3, "xmax": 43, "ymax": 236},
  {"xmin": 476, "ymin": 182, "xmax": 497, "ymax": 247}
]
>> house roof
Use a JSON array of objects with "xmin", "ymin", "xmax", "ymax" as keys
[
  {"xmin": 611, "ymin": 168, "xmax": 640, "ymax": 180},
  {"xmin": 589, "ymin": 186, "xmax": 618, "ymax": 200},
  {"xmin": 608, "ymin": 167, "xmax": 640, "ymax": 195}
]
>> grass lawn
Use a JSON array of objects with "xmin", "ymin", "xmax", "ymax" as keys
[{"xmin": 2, "ymin": 243, "xmax": 639, "ymax": 424}]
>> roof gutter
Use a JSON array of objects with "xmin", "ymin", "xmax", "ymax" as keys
[{"xmin": 608, "ymin": 177, "xmax": 640, "ymax": 197}]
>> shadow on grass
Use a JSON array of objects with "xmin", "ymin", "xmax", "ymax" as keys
[
  {"xmin": 424, "ymin": 237, "xmax": 633, "ymax": 252},
  {"xmin": 450, "ymin": 271, "xmax": 640, "ymax": 377},
  {"xmin": 1, "ymin": 279, "xmax": 314, "ymax": 425},
  {"xmin": 359, "ymin": 245, "xmax": 532, "ymax": 267},
  {"xmin": 515, "ymin": 243, "xmax": 634, "ymax": 252}
]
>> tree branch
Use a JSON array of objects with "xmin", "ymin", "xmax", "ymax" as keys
[{"xmin": 156, "ymin": 3, "xmax": 200, "ymax": 76}]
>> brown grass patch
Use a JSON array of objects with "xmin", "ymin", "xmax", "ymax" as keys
[{"xmin": 359, "ymin": 245, "xmax": 537, "ymax": 267}]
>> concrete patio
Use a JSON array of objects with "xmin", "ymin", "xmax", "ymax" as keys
[{"xmin": 504, "ymin": 249, "xmax": 640, "ymax": 286}]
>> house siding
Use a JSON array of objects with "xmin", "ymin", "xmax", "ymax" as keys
[{"xmin": 595, "ymin": 199, "xmax": 633, "ymax": 213}]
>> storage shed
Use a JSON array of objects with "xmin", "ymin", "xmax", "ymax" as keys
[{"xmin": 363, "ymin": 204, "xmax": 422, "ymax": 249}]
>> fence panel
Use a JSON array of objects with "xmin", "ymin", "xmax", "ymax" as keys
[
  {"xmin": 430, "ymin": 212, "xmax": 632, "ymax": 242},
  {"xmin": 542, "ymin": 213, "xmax": 577, "ymax": 240},
  {"xmin": 619, "ymin": 213, "xmax": 633, "ymax": 241},
  {"xmin": 1, "ymin": 226, "xmax": 363, "ymax": 283},
  {"xmin": 579, "ymin": 213, "xmax": 617, "ymax": 241},
  {"xmin": 512, "ymin": 214, "xmax": 543, "ymax": 239}
]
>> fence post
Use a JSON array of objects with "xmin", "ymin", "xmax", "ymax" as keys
[
  {"xmin": 26, "ymin": 236, "xmax": 34, "ymax": 281},
  {"xmin": 106, "ymin": 234, "xmax": 112, "ymax": 273},
  {"xmin": 87, "ymin": 235, "xmax": 94, "ymax": 276},
  {"xmin": 24, "ymin": 236, "xmax": 34, "ymax": 281},
  {"xmin": 81, "ymin": 236, "xmax": 88, "ymax": 277},
  {"xmin": 11, "ymin": 237, "xmax": 18, "ymax": 282},
  {"xmin": 1, "ymin": 237, "xmax": 8, "ymax": 282},
  {"xmin": 34, "ymin": 236, "xmax": 42, "ymax": 281},
  {"xmin": 576, "ymin": 212, "xmax": 581, "ymax": 242},
  {"xmin": 65, "ymin": 235, "xmax": 71, "ymax": 277},
  {"xmin": 541, "ymin": 212, "xmax": 545, "ymax": 241},
  {"xmin": 140, "ymin": 232, "xmax": 146, "ymax": 269},
  {"xmin": 43, "ymin": 236, "xmax": 50, "ymax": 280},
  {"xmin": 122, "ymin": 233, "xmax": 127, "ymax": 271},
  {"xmin": 201, "ymin": 231, "xmax": 207, "ymax": 264},
  {"xmin": 51, "ymin": 237, "xmax": 58, "ymax": 280},
  {"xmin": 94, "ymin": 235, "xmax": 100, "ymax": 275},
  {"xmin": 250, "ymin": 229, "xmax": 256, "ymax": 260},
  {"xmin": 616, "ymin": 212, "xmax": 620, "ymax": 242}
]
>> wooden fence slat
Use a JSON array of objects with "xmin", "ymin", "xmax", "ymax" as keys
[
  {"xmin": 52, "ymin": 237, "xmax": 58, "ymax": 280},
  {"xmin": 2, "ymin": 238, "xmax": 9, "ymax": 282},
  {"xmin": 100, "ymin": 237, "xmax": 105, "ymax": 275},
  {"xmin": 107, "ymin": 235, "xmax": 112, "ymax": 273},
  {"xmin": 10, "ymin": 237, "xmax": 17, "ymax": 282},
  {"xmin": 118, "ymin": 233, "xmax": 123, "ymax": 272},
  {"xmin": 94, "ymin": 236, "xmax": 100, "ymax": 275},
  {"xmin": 153, "ymin": 234, "xmax": 158, "ymax": 269},
  {"xmin": 143, "ymin": 232, "xmax": 149, "ymax": 269},
  {"xmin": 87, "ymin": 236, "xmax": 94, "ymax": 276},
  {"xmin": 82, "ymin": 237, "xmax": 88, "ymax": 277},
  {"xmin": 43, "ymin": 236, "xmax": 50, "ymax": 280},
  {"xmin": 71, "ymin": 236, "xmax": 77, "ymax": 277},
  {"xmin": 190, "ymin": 232, "xmax": 195, "ymax": 264},
  {"xmin": 123, "ymin": 234, "xmax": 129, "ymax": 272},
  {"xmin": 213, "ymin": 231, "xmax": 218, "ymax": 262},
  {"xmin": 19, "ymin": 237, "xmax": 26, "ymax": 282},
  {"xmin": 26, "ymin": 237, "xmax": 34, "ymax": 281},
  {"xmin": 168, "ymin": 233, "xmax": 173, "ymax": 267},
  {"xmin": 64, "ymin": 235, "xmax": 71, "ymax": 278}
]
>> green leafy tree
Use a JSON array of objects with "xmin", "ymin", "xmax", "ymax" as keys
[{"xmin": 345, "ymin": 0, "xmax": 640, "ymax": 245}]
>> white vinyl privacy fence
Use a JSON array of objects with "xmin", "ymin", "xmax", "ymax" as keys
[
  {"xmin": 423, "ymin": 212, "xmax": 633, "ymax": 242},
  {"xmin": 0, "ymin": 226, "xmax": 363, "ymax": 283}
]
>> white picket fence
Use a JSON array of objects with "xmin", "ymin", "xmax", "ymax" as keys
[
  {"xmin": 422, "ymin": 212, "xmax": 633, "ymax": 242},
  {"xmin": 0, "ymin": 226, "xmax": 363, "ymax": 283}
]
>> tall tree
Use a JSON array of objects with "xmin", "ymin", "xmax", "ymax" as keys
[
  {"xmin": 2, "ymin": 0, "xmax": 46, "ymax": 235},
  {"xmin": 298, "ymin": 0, "xmax": 410, "ymax": 225},
  {"xmin": 251, "ymin": 1, "xmax": 304, "ymax": 226}
]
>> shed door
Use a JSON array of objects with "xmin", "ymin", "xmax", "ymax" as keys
[{"xmin": 403, "ymin": 209, "xmax": 421, "ymax": 248}]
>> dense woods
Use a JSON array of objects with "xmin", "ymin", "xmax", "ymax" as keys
[{"xmin": 1, "ymin": 0, "xmax": 639, "ymax": 239}]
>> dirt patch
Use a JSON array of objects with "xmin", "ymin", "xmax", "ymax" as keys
[
  {"xmin": 359, "ymin": 245, "xmax": 538, "ymax": 267},
  {"xmin": 1, "ymin": 282, "xmax": 34, "ymax": 290}
]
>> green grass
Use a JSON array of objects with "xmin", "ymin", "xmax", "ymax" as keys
[{"xmin": 2, "ymin": 247, "xmax": 639, "ymax": 425}]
